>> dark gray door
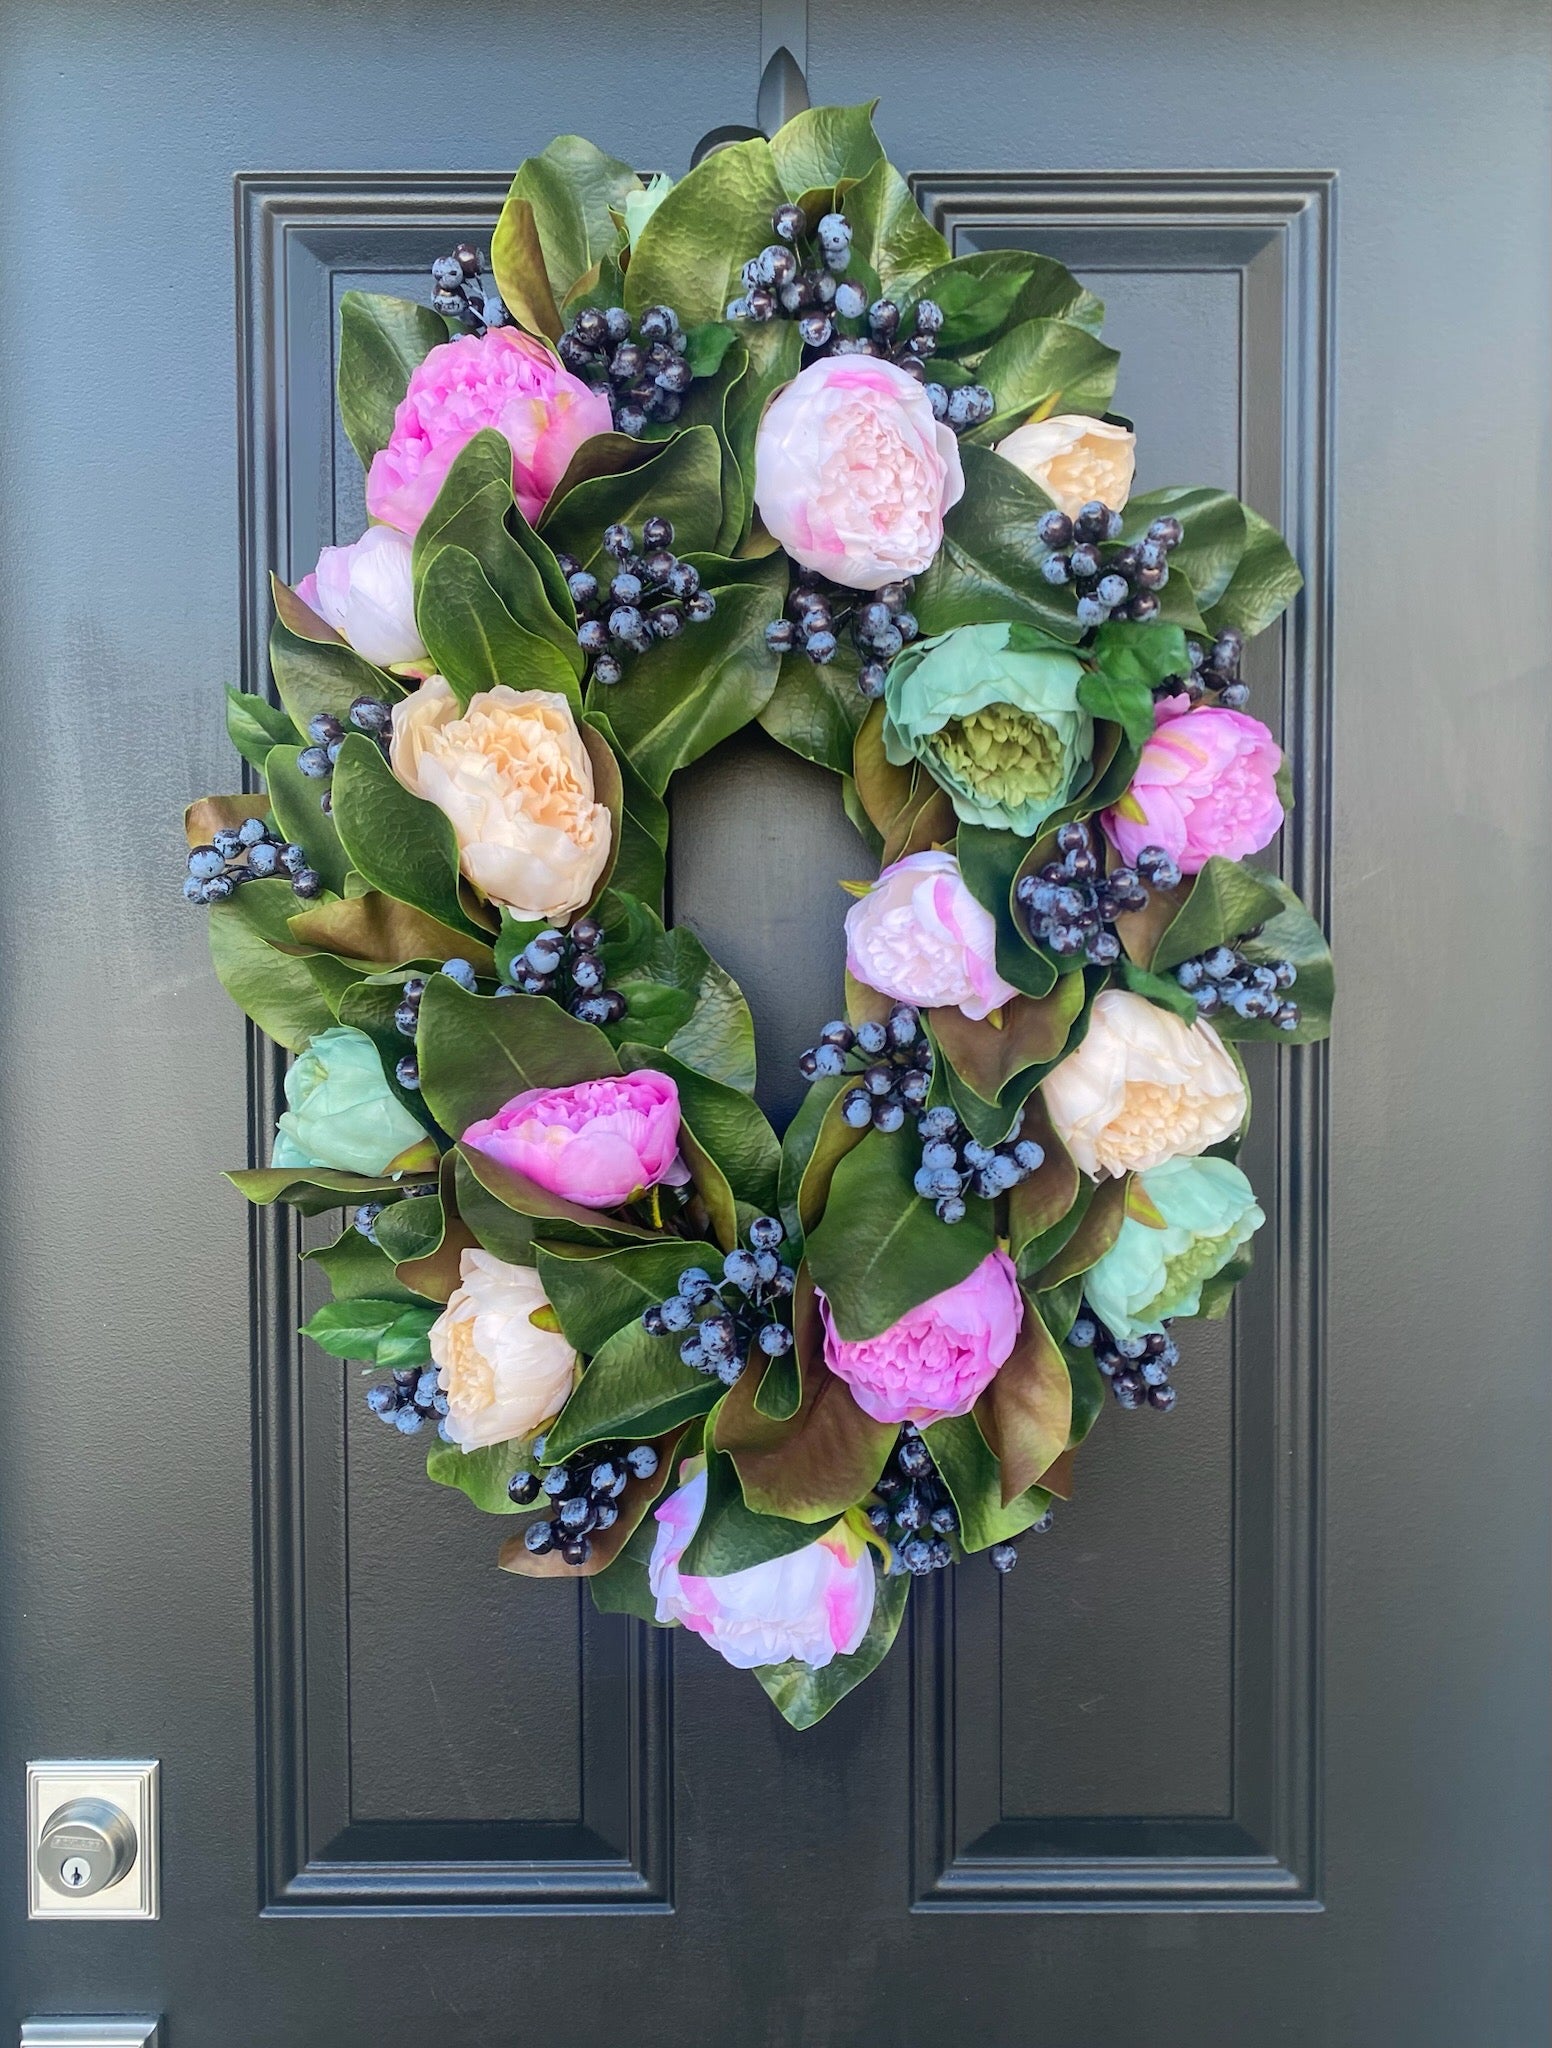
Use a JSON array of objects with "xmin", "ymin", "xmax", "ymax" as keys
[{"xmin": 2, "ymin": 4, "xmax": 1547, "ymax": 2042}]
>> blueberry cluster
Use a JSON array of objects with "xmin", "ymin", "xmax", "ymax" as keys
[
  {"xmin": 183, "ymin": 814, "xmax": 323, "ymax": 905},
  {"xmin": 1015, "ymin": 818, "xmax": 1182, "ymax": 967},
  {"xmin": 559, "ymin": 518, "xmax": 715, "ymax": 684},
  {"xmin": 295, "ymin": 696, "xmax": 395, "ymax": 812},
  {"xmin": 765, "ymin": 569, "xmax": 918, "ymax": 700},
  {"xmin": 512, "ymin": 1437, "xmax": 661, "ymax": 1567},
  {"xmin": 728, "ymin": 205, "xmax": 995, "ymax": 430},
  {"xmin": 913, "ymin": 1105, "xmax": 1046, "ymax": 1226},
  {"xmin": 365, "ymin": 1364, "xmax": 448, "ymax": 1436},
  {"xmin": 428, "ymin": 242, "xmax": 509, "ymax": 335},
  {"xmin": 1069, "ymin": 1308, "xmax": 1179, "ymax": 1411},
  {"xmin": 1177, "ymin": 941, "xmax": 1298, "ymax": 1030},
  {"xmin": 387, "ymin": 957, "xmax": 481, "ymax": 1089},
  {"xmin": 640, "ymin": 1217, "xmax": 796, "ymax": 1387},
  {"xmin": 1174, "ymin": 626, "xmax": 1248, "ymax": 709},
  {"xmin": 868, "ymin": 1426, "xmax": 958, "ymax": 1575},
  {"xmin": 499, "ymin": 914, "xmax": 627, "ymax": 1028},
  {"xmin": 1038, "ymin": 503, "xmax": 1183, "ymax": 630},
  {"xmin": 556, "ymin": 303, "xmax": 692, "ymax": 436},
  {"xmin": 799, "ymin": 1007, "xmax": 933, "ymax": 1133}
]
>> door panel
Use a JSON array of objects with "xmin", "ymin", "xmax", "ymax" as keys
[{"xmin": 1, "ymin": 2, "xmax": 1547, "ymax": 2043}]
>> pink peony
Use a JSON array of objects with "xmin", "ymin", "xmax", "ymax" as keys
[
  {"xmin": 295, "ymin": 524, "xmax": 425, "ymax": 668},
  {"xmin": 1103, "ymin": 699, "xmax": 1283, "ymax": 875},
  {"xmin": 462, "ymin": 1071, "xmax": 688, "ymax": 1210},
  {"xmin": 649, "ymin": 1465, "xmax": 875, "ymax": 1669},
  {"xmin": 818, "ymin": 1250, "xmax": 1025, "ymax": 1426},
  {"xmin": 845, "ymin": 850, "xmax": 1017, "ymax": 1021},
  {"xmin": 366, "ymin": 328, "xmax": 613, "ymax": 535},
  {"xmin": 753, "ymin": 356, "xmax": 964, "ymax": 590}
]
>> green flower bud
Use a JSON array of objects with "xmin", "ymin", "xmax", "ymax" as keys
[
  {"xmin": 1085, "ymin": 1155, "xmax": 1264, "ymax": 1339},
  {"xmin": 271, "ymin": 1025, "xmax": 428, "ymax": 1176},
  {"xmin": 882, "ymin": 621, "xmax": 1093, "ymax": 834}
]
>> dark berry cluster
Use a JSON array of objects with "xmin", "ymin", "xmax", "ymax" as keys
[
  {"xmin": 365, "ymin": 1364, "xmax": 448, "ymax": 1437},
  {"xmin": 388, "ymin": 957, "xmax": 480, "ymax": 1091},
  {"xmin": 1069, "ymin": 1309, "xmax": 1179, "ymax": 1411},
  {"xmin": 640, "ymin": 1217, "xmax": 796, "ymax": 1387},
  {"xmin": 498, "ymin": 914, "xmax": 627, "ymax": 1028},
  {"xmin": 559, "ymin": 518, "xmax": 714, "ymax": 685},
  {"xmin": 868, "ymin": 1426, "xmax": 958, "ymax": 1575},
  {"xmin": 295, "ymin": 696, "xmax": 394, "ymax": 812},
  {"xmin": 913, "ymin": 1105, "xmax": 1046, "ymax": 1226},
  {"xmin": 799, "ymin": 1007, "xmax": 932, "ymax": 1134},
  {"xmin": 1173, "ymin": 626, "xmax": 1248, "ymax": 708},
  {"xmin": 512, "ymin": 1437, "xmax": 661, "ymax": 1567},
  {"xmin": 728, "ymin": 205, "xmax": 994, "ymax": 430},
  {"xmin": 428, "ymin": 242, "xmax": 509, "ymax": 335},
  {"xmin": 1176, "ymin": 941, "xmax": 1298, "ymax": 1030},
  {"xmin": 1038, "ymin": 503, "xmax": 1182, "ymax": 629},
  {"xmin": 183, "ymin": 814, "xmax": 322, "ymax": 905},
  {"xmin": 557, "ymin": 303, "xmax": 692, "ymax": 436},
  {"xmin": 765, "ymin": 569, "xmax": 918, "ymax": 700},
  {"xmin": 1015, "ymin": 818, "xmax": 1182, "ymax": 967}
]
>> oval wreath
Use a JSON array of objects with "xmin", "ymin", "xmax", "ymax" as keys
[{"xmin": 185, "ymin": 103, "xmax": 1331, "ymax": 1728}]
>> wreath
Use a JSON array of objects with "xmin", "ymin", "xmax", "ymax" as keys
[{"xmin": 185, "ymin": 103, "xmax": 1331, "ymax": 1728}]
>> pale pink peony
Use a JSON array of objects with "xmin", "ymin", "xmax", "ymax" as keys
[
  {"xmin": 845, "ymin": 850, "xmax": 1017, "ymax": 1021},
  {"xmin": 649, "ymin": 1466, "xmax": 875, "ymax": 1669},
  {"xmin": 366, "ymin": 328, "xmax": 613, "ymax": 535},
  {"xmin": 1103, "ymin": 699, "xmax": 1283, "ymax": 875},
  {"xmin": 753, "ymin": 356, "xmax": 964, "ymax": 590},
  {"xmin": 818, "ymin": 1250, "xmax": 1024, "ymax": 1426},
  {"xmin": 462, "ymin": 1071, "xmax": 689, "ymax": 1210},
  {"xmin": 296, "ymin": 524, "xmax": 426, "ymax": 668}
]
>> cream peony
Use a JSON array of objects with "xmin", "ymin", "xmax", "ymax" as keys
[
  {"xmin": 995, "ymin": 414, "xmax": 1136, "ymax": 518},
  {"xmin": 389, "ymin": 678, "xmax": 611, "ymax": 920},
  {"xmin": 431, "ymin": 1249, "xmax": 578, "ymax": 1452},
  {"xmin": 1041, "ymin": 988, "xmax": 1245, "ymax": 1179}
]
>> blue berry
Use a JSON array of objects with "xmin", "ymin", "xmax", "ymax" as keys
[
  {"xmin": 1068, "ymin": 1316, "xmax": 1097, "ymax": 1348},
  {"xmin": 758, "ymin": 1323, "xmax": 793, "ymax": 1357},
  {"xmin": 541, "ymin": 1466, "xmax": 570, "ymax": 1497},
  {"xmin": 811, "ymin": 1042, "xmax": 846, "ymax": 1077},
  {"xmin": 749, "ymin": 1216, "xmax": 784, "ymax": 1250},
  {"xmin": 213, "ymin": 827, "xmax": 245, "ymax": 861},
  {"xmin": 918, "ymin": 1108, "xmax": 958, "ymax": 1141},
  {"xmin": 393, "ymin": 1405, "xmax": 425, "ymax": 1435},
  {"xmin": 1012, "ymin": 1139, "xmax": 1045, "ymax": 1172},
  {"xmin": 441, "ymin": 958, "xmax": 478, "ymax": 991},
  {"xmin": 297, "ymin": 744, "xmax": 332, "ymax": 778},
  {"xmin": 841, "ymin": 1089, "xmax": 874, "ymax": 1129},
  {"xmin": 365, "ymin": 1382, "xmax": 397, "ymax": 1418},
  {"xmin": 935, "ymin": 1195, "xmax": 967, "ymax": 1225},
  {"xmin": 181, "ymin": 875, "xmax": 205, "ymax": 903},
  {"xmin": 989, "ymin": 1542, "xmax": 1019, "ymax": 1574},
  {"xmin": 658, "ymin": 1294, "xmax": 694, "ymax": 1332},
  {"xmin": 625, "ymin": 1444, "xmax": 658, "ymax": 1480},
  {"xmin": 854, "ymin": 1020, "xmax": 887, "ymax": 1056},
  {"xmin": 394, "ymin": 1055, "xmax": 419, "ymax": 1090},
  {"xmin": 248, "ymin": 840, "xmax": 280, "ymax": 876},
  {"xmin": 507, "ymin": 1470, "xmax": 540, "ymax": 1505},
  {"xmin": 723, "ymin": 1249, "xmax": 759, "ymax": 1292},
  {"xmin": 187, "ymin": 845, "xmax": 224, "ymax": 881},
  {"xmin": 238, "ymin": 815, "xmax": 269, "ymax": 847},
  {"xmin": 523, "ymin": 1520, "xmax": 556, "ymax": 1555},
  {"xmin": 922, "ymin": 1140, "xmax": 958, "ymax": 1171}
]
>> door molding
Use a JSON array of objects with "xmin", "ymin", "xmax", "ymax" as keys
[{"xmin": 906, "ymin": 169, "xmax": 1335, "ymax": 1911}]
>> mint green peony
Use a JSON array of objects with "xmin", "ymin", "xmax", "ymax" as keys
[
  {"xmin": 882, "ymin": 621, "xmax": 1093, "ymax": 834},
  {"xmin": 271, "ymin": 1025, "xmax": 428, "ymax": 1176},
  {"xmin": 1085, "ymin": 1155, "xmax": 1265, "ymax": 1339}
]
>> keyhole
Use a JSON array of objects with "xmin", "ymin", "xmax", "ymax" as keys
[{"xmin": 61, "ymin": 1856, "xmax": 90, "ymax": 1888}]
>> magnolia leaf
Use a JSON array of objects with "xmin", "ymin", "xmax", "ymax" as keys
[
  {"xmin": 903, "ymin": 249, "xmax": 1103, "ymax": 354},
  {"xmin": 490, "ymin": 193, "xmax": 563, "ymax": 340},
  {"xmin": 207, "ymin": 883, "xmax": 335, "ymax": 1052},
  {"xmin": 1118, "ymin": 958, "xmax": 1200, "ymax": 1020},
  {"xmin": 1204, "ymin": 508, "xmax": 1303, "ymax": 639},
  {"xmin": 225, "ymin": 686, "xmax": 300, "ymax": 772},
  {"xmin": 268, "ymin": 616, "xmax": 405, "ymax": 742},
  {"xmin": 415, "ymin": 544, "xmax": 581, "ymax": 711},
  {"xmin": 967, "ymin": 317, "xmax": 1121, "ymax": 444},
  {"xmin": 923, "ymin": 1412, "xmax": 1053, "ymax": 1552},
  {"xmin": 1007, "ymin": 1094, "xmax": 1083, "ymax": 1268},
  {"xmin": 955, "ymin": 821, "xmax": 1060, "ymax": 1000},
  {"xmin": 842, "ymin": 155, "xmax": 950, "ymax": 296},
  {"xmin": 502, "ymin": 135, "xmax": 639, "ymax": 311},
  {"xmin": 301, "ymin": 1295, "xmax": 437, "ymax": 1366},
  {"xmin": 541, "ymin": 425, "xmax": 723, "ymax": 574},
  {"xmin": 337, "ymin": 291, "xmax": 449, "ymax": 467},
  {"xmin": 535, "ymin": 1239, "xmax": 723, "ymax": 1355},
  {"xmin": 1033, "ymin": 1172, "xmax": 1130, "ymax": 1289},
  {"xmin": 264, "ymin": 745, "xmax": 350, "ymax": 896},
  {"xmin": 754, "ymin": 1560, "xmax": 910, "ymax": 1729},
  {"xmin": 1120, "ymin": 488, "xmax": 1248, "ymax": 613},
  {"xmin": 768, "ymin": 101, "xmax": 883, "ymax": 200},
  {"xmin": 625, "ymin": 137, "xmax": 788, "ymax": 328},
  {"xmin": 412, "ymin": 430, "xmax": 579, "ymax": 661},
  {"xmin": 286, "ymin": 893, "xmax": 494, "ymax": 974},
  {"xmin": 1212, "ymin": 873, "xmax": 1334, "ymax": 1044},
  {"xmin": 226, "ymin": 1165, "xmax": 435, "ymax": 1216},
  {"xmin": 329, "ymin": 734, "xmax": 489, "ymax": 941},
  {"xmin": 305, "ymin": 1222, "xmax": 424, "ymax": 1304},
  {"xmin": 271, "ymin": 573, "xmax": 342, "ymax": 645},
  {"xmin": 616, "ymin": 1043, "xmax": 779, "ymax": 1213},
  {"xmin": 975, "ymin": 1290, "xmax": 1073, "ymax": 1504},
  {"xmin": 426, "ymin": 1436, "xmax": 541, "ymax": 1516},
  {"xmin": 418, "ymin": 977, "xmax": 617, "ymax": 1136},
  {"xmin": 541, "ymin": 1319, "xmax": 717, "ymax": 1464},
  {"xmin": 913, "ymin": 446, "xmax": 1084, "ymax": 644},
  {"xmin": 1152, "ymin": 857, "xmax": 1288, "ymax": 973},
  {"xmin": 926, "ymin": 975, "xmax": 1085, "ymax": 1105},
  {"xmin": 760, "ymin": 644, "xmax": 872, "ymax": 776},
  {"xmin": 455, "ymin": 1142, "xmax": 661, "ymax": 1251}
]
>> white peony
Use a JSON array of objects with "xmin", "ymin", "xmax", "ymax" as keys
[
  {"xmin": 431, "ymin": 1250, "xmax": 578, "ymax": 1452},
  {"xmin": 297, "ymin": 524, "xmax": 427, "ymax": 668},
  {"xmin": 995, "ymin": 413, "xmax": 1136, "ymax": 519}
]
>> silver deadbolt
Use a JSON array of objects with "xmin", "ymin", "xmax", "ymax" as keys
[{"xmin": 37, "ymin": 1795, "xmax": 137, "ymax": 1898}]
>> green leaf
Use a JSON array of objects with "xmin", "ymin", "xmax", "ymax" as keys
[
  {"xmin": 427, "ymin": 1435, "xmax": 540, "ymax": 1516},
  {"xmin": 225, "ymin": 687, "xmax": 299, "ymax": 773},
  {"xmin": 226, "ymin": 1165, "xmax": 435, "ymax": 1216},
  {"xmin": 1120, "ymin": 488, "xmax": 1248, "ymax": 613},
  {"xmin": 588, "ymin": 711, "xmax": 669, "ymax": 912},
  {"xmin": 418, "ymin": 977, "xmax": 617, "ymax": 1136},
  {"xmin": 208, "ymin": 880, "xmax": 335, "ymax": 1051},
  {"xmin": 490, "ymin": 195, "xmax": 562, "ymax": 339},
  {"xmin": 680, "ymin": 1443, "xmax": 826, "ymax": 1577},
  {"xmin": 372, "ymin": 1192, "xmax": 446, "ymax": 1263},
  {"xmin": 540, "ymin": 425, "xmax": 724, "ymax": 574},
  {"xmin": 903, "ymin": 250, "xmax": 1103, "ymax": 355},
  {"xmin": 415, "ymin": 543, "xmax": 581, "ymax": 710},
  {"xmin": 606, "ymin": 922, "xmax": 757, "ymax": 1093},
  {"xmin": 625, "ymin": 136, "xmax": 789, "ymax": 328},
  {"xmin": 268, "ymin": 615, "xmax": 405, "ymax": 735},
  {"xmin": 842, "ymin": 156, "xmax": 950, "ymax": 296},
  {"xmin": 305, "ymin": 1222, "xmax": 424, "ymax": 1304},
  {"xmin": 541, "ymin": 1318, "xmax": 717, "ymax": 1463},
  {"xmin": 966, "ymin": 318, "xmax": 1121, "ymax": 443},
  {"xmin": 1076, "ymin": 669, "xmax": 1155, "ymax": 750},
  {"xmin": 1118, "ymin": 958, "xmax": 1201, "ymax": 1021},
  {"xmin": 777, "ymin": 1075, "xmax": 843, "ymax": 1245},
  {"xmin": 285, "ymin": 892, "xmax": 493, "ymax": 975},
  {"xmin": 758, "ymin": 643, "xmax": 870, "ymax": 776},
  {"xmin": 754, "ymin": 1563, "xmax": 908, "ymax": 1730},
  {"xmin": 535, "ymin": 1239, "xmax": 722, "ymax": 1354},
  {"xmin": 1212, "ymin": 873, "xmax": 1333, "ymax": 1045},
  {"xmin": 593, "ymin": 580, "xmax": 782, "ymax": 794},
  {"xmin": 1152, "ymin": 856, "xmax": 1289, "ymax": 974},
  {"xmin": 724, "ymin": 322, "xmax": 802, "ymax": 503},
  {"xmin": 683, "ymin": 321, "xmax": 736, "ymax": 378},
  {"xmin": 300, "ymin": 1296, "xmax": 437, "ymax": 1364},
  {"xmin": 337, "ymin": 291, "xmax": 449, "ymax": 469},
  {"xmin": 1204, "ymin": 507, "xmax": 1303, "ymax": 639},
  {"xmin": 503, "ymin": 135, "xmax": 640, "ymax": 308},
  {"xmin": 806, "ymin": 1127, "xmax": 994, "ymax": 1342},
  {"xmin": 768, "ymin": 102, "xmax": 883, "ymax": 198},
  {"xmin": 617, "ymin": 1044, "xmax": 779, "ymax": 1212},
  {"xmin": 588, "ymin": 1484, "xmax": 679, "ymax": 1622},
  {"xmin": 328, "ymin": 734, "xmax": 483, "ymax": 940},
  {"xmin": 913, "ymin": 445, "xmax": 1084, "ymax": 644},
  {"xmin": 500, "ymin": 1419, "xmax": 691, "ymax": 1579},
  {"xmin": 264, "ymin": 744, "xmax": 350, "ymax": 896},
  {"xmin": 955, "ymin": 821, "xmax": 1060, "ymax": 999},
  {"xmin": 1092, "ymin": 620, "xmax": 1190, "ymax": 691},
  {"xmin": 923, "ymin": 1413, "xmax": 1053, "ymax": 1552}
]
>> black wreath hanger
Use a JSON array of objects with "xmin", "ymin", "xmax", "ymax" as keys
[{"xmin": 692, "ymin": 46, "xmax": 810, "ymax": 165}]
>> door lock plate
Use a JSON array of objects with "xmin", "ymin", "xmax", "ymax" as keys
[{"xmin": 26, "ymin": 1761, "xmax": 159, "ymax": 1920}]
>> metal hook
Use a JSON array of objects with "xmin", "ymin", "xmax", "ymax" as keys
[{"xmin": 691, "ymin": 46, "xmax": 811, "ymax": 167}]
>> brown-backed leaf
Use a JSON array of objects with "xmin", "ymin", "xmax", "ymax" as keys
[
  {"xmin": 852, "ymin": 700, "xmax": 914, "ymax": 837},
  {"xmin": 976, "ymin": 1291, "xmax": 1073, "ymax": 1504},
  {"xmin": 578, "ymin": 719, "xmax": 623, "ymax": 908},
  {"xmin": 843, "ymin": 971, "xmax": 893, "ymax": 1030},
  {"xmin": 679, "ymin": 1121, "xmax": 737, "ymax": 1253},
  {"xmin": 490, "ymin": 193, "xmax": 564, "ymax": 340},
  {"xmin": 1006, "ymin": 1093, "xmax": 1080, "ymax": 1261},
  {"xmin": 396, "ymin": 1157, "xmax": 479, "ymax": 1303},
  {"xmin": 1040, "ymin": 1447, "xmax": 1076, "ymax": 1499},
  {"xmin": 185, "ymin": 794, "xmax": 264, "ymax": 847},
  {"xmin": 287, "ymin": 893, "xmax": 496, "ymax": 973},
  {"xmin": 270, "ymin": 571, "xmax": 343, "ymax": 644},
  {"xmin": 1033, "ymin": 1172, "xmax": 1129, "ymax": 1289},
  {"xmin": 1114, "ymin": 875, "xmax": 1191, "ymax": 970},
  {"xmin": 926, "ymin": 975, "xmax": 1085, "ymax": 1104},
  {"xmin": 498, "ymin": 1422, "xmax": 687, "ymax": 1578}
]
